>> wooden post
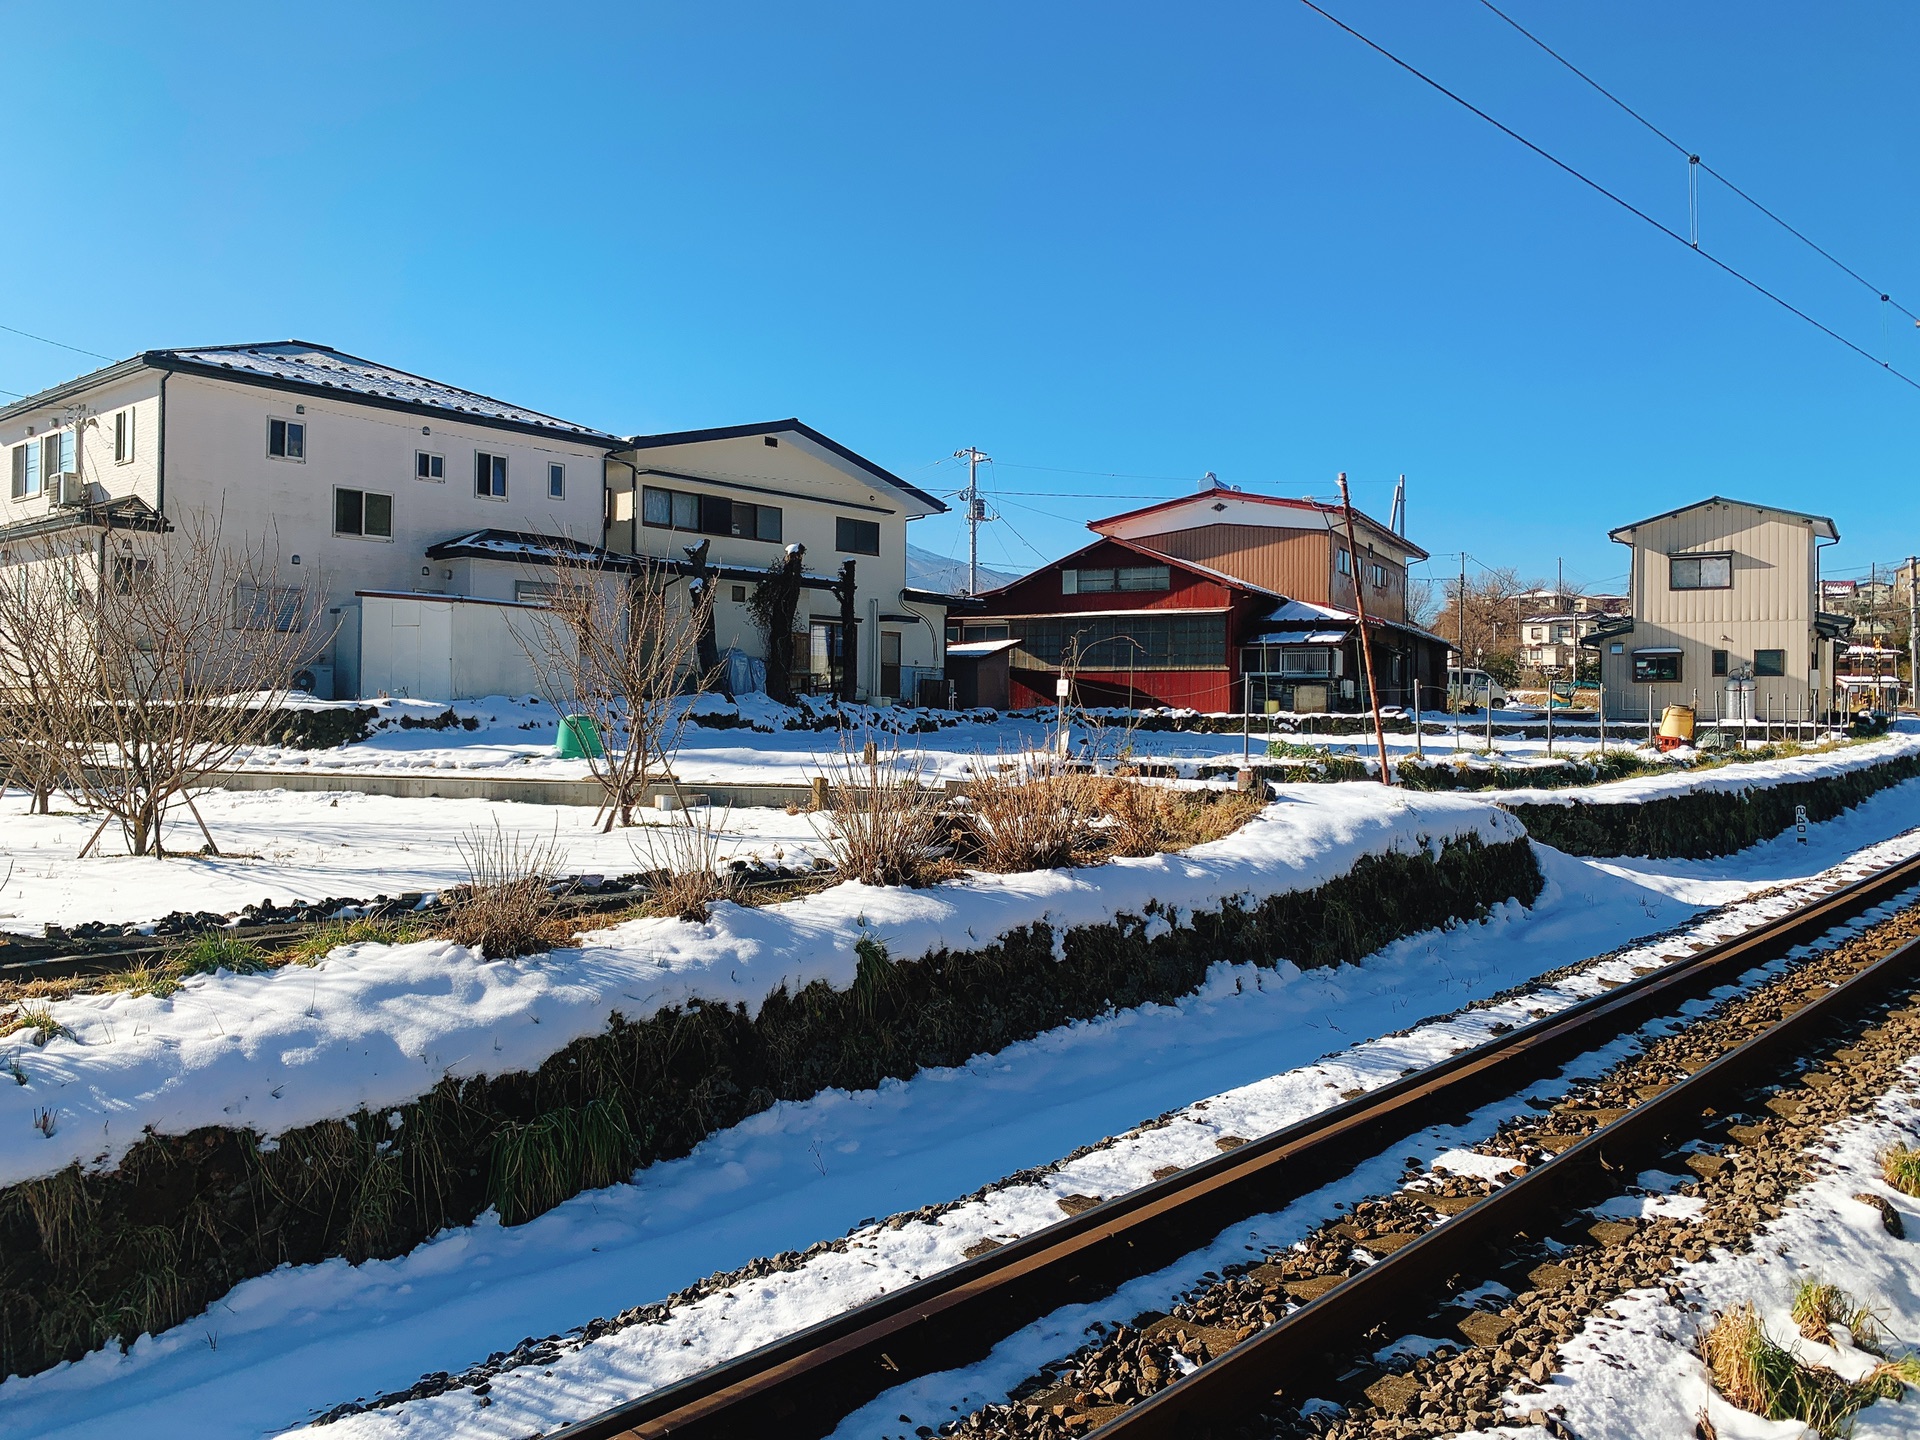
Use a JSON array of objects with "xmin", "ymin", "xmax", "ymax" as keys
[{"xmin": 1337, "ymin": 473, "xmax": 1392, "ymax": 786}]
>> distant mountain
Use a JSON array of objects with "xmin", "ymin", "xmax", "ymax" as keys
[{"xmin": 906, "ymin": 544, "xmax": 1022, "ymax": 595}]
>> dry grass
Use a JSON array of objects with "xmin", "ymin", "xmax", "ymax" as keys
[
  {"xmin": 1794, "ymin": 1281, "xmax": 1887, "ymax": 1353},
  {"xmin": 0, "ymin": 1002, "xmax": 75, "ymax": 1046},
  {"xmin": 1097, "ymin": 780, "xmax": 1264, "ymax": 858},
  {"xmin": 629, "ymin": 805, "xmax": 743, "ymax": 922},
  {"xmin": 441, "ymin": 821, "xmax": 569, "ymax": 957},
  {"xmin": 1883, "ymin": 1145, "xmax": 1920, "ymax": 1198},
  {"xmin": 273, "ymin": 915, "xmax": 428, "ymax": 967},
  {"xmin": 819, "ymin": 740, "xmax": 949, "ymax": 888},
  {"xmin": 960, "ymin": 746, "xmax": 1105, "ymax": 873},
  {"xmin": 1703, "ymin": 1301, "xmax": 1917, "ymax": 1437}
]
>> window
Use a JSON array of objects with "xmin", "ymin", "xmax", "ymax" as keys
[
  {"xmin": 334, "ymin": 487, "xmax": 393, "ymax": 539},
  {"xmin": 640, "ymin": 484, "xmax": 782, "ymax": 541},
  {"xmin": 114, "ymin": 410, "xmax": 135, "ymax": 464},
  {"xmin": 1118, "ymin": 564, "xmax": 1170, "ymax": 592},
  {"xmin": 267, "ymin": 417, "xmax": 305, "ymax": 460},
  {"xmin": 1669, "ymin": 554, "xmax": 1732, "ymax": 590},
  {"xmin": 547, "ymin": 462, "xmax": 565, "ymax": 500},
  {"xmin": 475, "ymin": 451, "xmax": 507, "ymax": 498},
  {"xmin": 1369, "ymin": 563, "xmax": 1387, "ymax": 588},
  {"xmin": 1712, "ymin": 649, "xmax": 1729, "ymax": 678},
  {"xmin": 514, "ymin": 580, "xmax": 557, "ymax": 603},
  {"xmin": 1010, "ymin": 614, "xmax": 1224, "ymax": 671},
  {"xmin": 112, "ymin": 556, "xmax": 153, "ymax": 595},
  {"xmin": 43, "ymin": 432, "xmax": 70, "ymax": 479},
  {"xmin": 1754, "ymin": 648, "xmax": 1786, "ymax": 677},
  {"xmin": 9, "ymin": 442, "xmax": 37, "ymax": 500},
  {"xmin": 836, "ymin": 517, "xmax": 880, "ymax": 555},
  {"xmin": 416, "ymin": 451, "xmax": 445, "ymax": 482},
  {"xmin": 1336, "ymin": 548, "xmax": 1351, "ymax": 576},
  {"xmin": 234, "ymin": 583, "xmax": 302, "ymax": 631},
  {"xmin": 730, "ymin": 584, "xmax": 747, "ymax": 603},
  {"xmin": 1631, "ymin": 651, "xmax": 1682, "ymax": 683}
]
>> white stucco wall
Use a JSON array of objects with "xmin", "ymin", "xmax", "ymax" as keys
[{"xmin": 354, "ymin": 593, "xmax": 559, "ymax": 702}]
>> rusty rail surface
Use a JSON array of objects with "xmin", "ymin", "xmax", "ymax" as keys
[{"xmin": 550, "ymin": 850, "xmax": 1920, "ymax": 1440}]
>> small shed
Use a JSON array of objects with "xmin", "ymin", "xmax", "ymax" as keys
[{"xmin": 945, "ymin": 637, "xmax": 1017, "ymax": 709}]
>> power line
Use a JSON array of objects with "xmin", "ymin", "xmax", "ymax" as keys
[
  {"xmin": 0, "ymin": 322, "xmax": 113, "ymax": 362},
  {"xmin": 1477, "ymin": 0, "xmax": 1920, "ymax": 324},
  {"xmin": 1298, "ymin": 0, "xmax": 1920, "ymax": 394}
]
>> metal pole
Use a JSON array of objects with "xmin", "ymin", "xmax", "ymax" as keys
[
  {"xmin": 1337, "ymin": 472, "xmax": 1393, "ymax": 785},
  {"xmin": 1546, "ymin": 672, "xmax": 1554, "ymax": 755},
  {"xmin": 1242, "ymin": 673, "xmax": 1251, "ymax": 769},
  {"xmin": 1413, "ymin": 681, "xmax": 1424, "ymax": 760}
]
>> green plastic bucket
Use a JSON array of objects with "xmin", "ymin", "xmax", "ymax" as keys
[{"xmin": 555, "ymin": 714, "xmax": 604, "ymax": 759}]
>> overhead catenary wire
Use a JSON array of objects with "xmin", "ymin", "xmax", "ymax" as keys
[
  {"xmin": 0, "ymin": 322, "xmax": 114, "ymax": 363},
  {"xmin": 1476, "ymin": 0, "xmax": 1920, "ymax": 325},
  {"xmin": 1298, "ymin": 0, "xmax": 1920, "ymax": 394}
]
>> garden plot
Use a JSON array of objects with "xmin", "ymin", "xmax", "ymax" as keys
[
  {"xmin": 0, "ymin": 787, "xmax": 830, "ymax": 935},
  {"xmin": 4, "ymin": 786, "xmax": 1920, "ymax": 1440}
]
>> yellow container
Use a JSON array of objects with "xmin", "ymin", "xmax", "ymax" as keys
[{"xmin": 1657, "ymin": 705, "xmax": 1696, "ymax": 743}]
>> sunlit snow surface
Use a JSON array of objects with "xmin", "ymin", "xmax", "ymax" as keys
[{"xmin": 2, "ymin": 767, "xmax": 1919, "ymax": 1437}]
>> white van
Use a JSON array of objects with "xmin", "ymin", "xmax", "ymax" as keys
[{"xmin": 1447, "ymin": 668, "xmax": 1509, "ymax": 709}]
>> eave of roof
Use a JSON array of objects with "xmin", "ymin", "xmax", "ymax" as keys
[
  {"xmin": 620, "ymin": 418, "xmax": 948, "ymax": 514},
  {"xmin": 1090, "ymin": 486, "xmax": 1430, "ymax": 560},
  {"xmin": 1607, "ymin": 495, "xmax": 1840, "ymax": 543},
  {"xmin": 0, "ymin": 344, "xmax": 624, "ymax": 447}
]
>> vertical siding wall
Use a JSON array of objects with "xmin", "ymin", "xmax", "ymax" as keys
[{"xmin": 1604, "ymin": 501, "xmax": 1824, "ymax": 724}]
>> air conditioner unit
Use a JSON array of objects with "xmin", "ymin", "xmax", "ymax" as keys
[{"xmin": 47, "ymin": 472, "xmax": 85, "ymax": 508}]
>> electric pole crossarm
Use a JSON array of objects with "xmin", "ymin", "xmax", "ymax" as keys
[{"xmin": 953, "ymin": 447, "xmax": 992, "ymax": 596}]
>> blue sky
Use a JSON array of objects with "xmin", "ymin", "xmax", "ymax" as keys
[{"xmin": 5, "ymin": 2, "xmax": 1917, "ymax": 597}]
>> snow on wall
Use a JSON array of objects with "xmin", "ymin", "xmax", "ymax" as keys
[
  {"xmin": 0, "ymin": 787, "xmax": 1524, "ymax": 1192},
  {"xmin": 1495, "ymin": 723, "xmax": 1920, "ymax": 808}
]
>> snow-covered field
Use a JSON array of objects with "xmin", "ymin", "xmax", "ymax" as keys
[{"xmin": 4, "ymin": 777, "xmax": 1918, "ymax": 1440}]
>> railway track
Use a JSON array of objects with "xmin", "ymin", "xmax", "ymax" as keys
[{"xmin": 544, "ymin": 848, "xmax": 1920, "ymax": 1440}]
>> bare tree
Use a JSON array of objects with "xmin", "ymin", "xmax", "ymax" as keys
[
  {"xmin": 1432, "ymin": 566, "xmax": 1529, "ymax": 683},
  {"xmin": 0, "ymin": 541, "xmax": 92, "ymax": 813},
  {"xmin": 748, "ymin": 544, "xmax": 806, "ymax": 704},
  {"xmin": 512, "ymin": 552, "xmax": 716, "ymax": 831},
  {"xmin": 13, "ymin": 515, "xmax": 326, "ymax": 856}
]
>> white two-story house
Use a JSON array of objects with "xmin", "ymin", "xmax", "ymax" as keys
[
  {"xmin": 1587, "ymin": 496, "xmax": 1852, "ymax": 724},
  {"xmin": 0, "ymin": 341, "xmax": 623, "ymax": 700},
  {"xmin": 604, "ymin": 420, "xmax": 951, "ymax": 703}
]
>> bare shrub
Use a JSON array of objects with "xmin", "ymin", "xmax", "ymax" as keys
[
  {"xmin": 442, "ymin": 822, "xmax": 567, "ymax": 957},
  {"xmin": 509, "ymin": 547, "xmax": 715, "ymax": 830},
  {"xmin": 820, "ymin": 739, "xmax": 947, "ymax": 887},
  {"xmin": 629, "ymin": 805, "xmax": 741, "ymax": 921},
  {"xmin": 1, "ymin": 514, "xmax": 326, "ymax": 857},
  {"xmin": 961, "ymin": 745, "xmax": 1105, "ymax": 873}
]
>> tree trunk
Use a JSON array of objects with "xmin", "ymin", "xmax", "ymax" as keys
[{"xmin": 835, "ymin": 559, "xmax": 859, "ymax": 703}]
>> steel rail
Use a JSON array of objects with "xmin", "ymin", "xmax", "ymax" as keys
[
  {"xmin": 550, "ymin": 850, "xmax": 1920, "ymax": 1440},
  {"xmin": 1097, "ymin": 882, "xmax": 1920, "ymax": 1435}
]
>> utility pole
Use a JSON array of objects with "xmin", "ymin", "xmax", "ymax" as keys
[
  {"xmin": 1338, "ymin": 473, "xmax": 1392, "ymax": 786},
  {"xmin": 954, "ymin": 447, "xmax": 991, "ymax": 596},
  {"xmin": 1907, "ymin": 554, "xmax": 1919, "ymax": 713}
]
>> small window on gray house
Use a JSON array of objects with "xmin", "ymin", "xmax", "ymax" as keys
[
  {"xmin": 234, "ymin": 582, "xmax": 302, "ymax": 631},
  {"xmin": 268, "ymin": 417, "xmax": 305, "ymax": 460},
  {"xmin": 1631, "ymin": 651, "xmax": 1682, "ymax": 683},
  {"xmin": 334, "ymin": 487, "xmax": 393, "ymax": 539},
  {"xmin": 731, "ymin": 584, "xmax": 747, "ymax": 603},
  {"xmin": 1754, "ymin": 649, "xmax": 1785, "ymax": 677},
  {"xmin": 547, "ymin": 462, "xmax": 565, "ymax": 500},
  {"xmin": 475, "ymin": 451, "xmax": 507, "ymax": 498},
  {"xmin": 114, "ymin": 409, "xmax": 135, "ymax": 464},
  {"xmin": 416, "ymin": 451, "xmax": 445, "ymax": 481},
  {"xmin": 1711, "ymin": 649, "xmax": 1729, "ymax": 677},
  {"xmin": 9, "ymin": 443, "xmax": 36, "ymax": 499},
  {"xmin": 1669, "ymin": 554, "xmax": 1732, "ymax": 590},
  {"xmin": 836, "ymin": 517, "xmax": 880, "ymax": 555}
]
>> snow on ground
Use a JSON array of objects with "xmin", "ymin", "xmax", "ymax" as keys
[
  {"xmin": 4, "ymin": 784, "xmax": 1919, "ymax": 1440},
  {"xmin": 230, "ymin": 692, "xmax": 1848, "ymax": 789},
  {"xmin": 1444, "ymin": 1060, "xmax": 1920, "ymax": 1440},
  {"xmin": 0, "ymin": 786, "xmax": 1521, "ymax": 1191}
]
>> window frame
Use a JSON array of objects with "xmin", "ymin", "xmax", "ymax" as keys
[
  {"xmin": 267, "ymin": 416, "xmax": 306, "ymax": 462},
  {"xmin": 1668, "ymin": 553, "xmax": 1733, "ymax": 591},
  {"xmin": 1336, "ymin": 548, "xmax": 1351, "ymax": 577},
  {"xmin": 233, "ymin": 582, "xmax": 304, "ymax": 632},
  {"xmin": 641, "ymin": 482, "xmax": 783, "ymax": 542},
  {"xmin": 1630, "ymin": 650, "xmax": 1683, "ymax": 684},
  {"xmin": 547, "ymin": 461, "xmax": 566, "ymax": 500},
  {"xmin": 113, "ymin": 409, "xmax": 136, "ymax": 464},
  {"xmin": 836, "ymin": 516, "xmax": 881, "ymax": 556},
  {"xmin": 1754, "ymin": 648, "xmax": 1786, "ymax": 677},
  {"xmin": 415, "ymin": 450, "xmax": 445, "ymax": 483},
  {"xmin": 475, "ymin": 450, "xmax": 508, "ymax": 499},
  {"xmin": 333, "ymin": 486, "xmax": 394, "ymax": 540},
  {"xmin": 1711, "ymin": 648, "xmax": 1729, "ymax": 678}
]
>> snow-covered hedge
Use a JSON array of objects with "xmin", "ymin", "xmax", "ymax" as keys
[
  {"xmin": 0, "ymin": 790, "xmax": 1534, "ymax": 1381},
  {"xmin": 1501, "ymin": 727, "xmax": 1920, "ymax": 858}
]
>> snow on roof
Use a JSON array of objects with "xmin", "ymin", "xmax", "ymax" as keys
[
  {"xmin": 424, "ymin": 528, "xmax": 627, "ymax": 566},
  {"xmin": 154, "ymin": 341, "xmax": 619, "ymax": 442},
  {"xmin": 1264, "ymin": 597, "xmax": 1351, "ymax": 623},
  {"xmin": 946, "ymin": 638, "xmax": 1020, "ymax": 658}
]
